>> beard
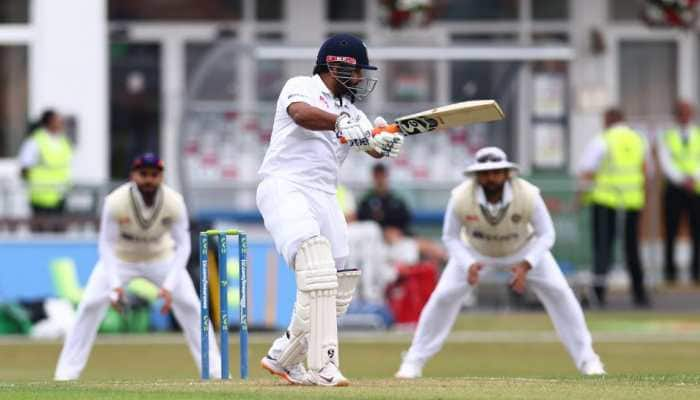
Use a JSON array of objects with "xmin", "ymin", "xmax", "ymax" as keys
[{"xmin": 482, "ymin": 182, "xmax": 504, "ymax": 198}]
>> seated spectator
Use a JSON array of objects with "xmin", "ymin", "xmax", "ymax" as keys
[{"xmin": 358, "ymin": 164, "xmax": 446, "ymax": 264}]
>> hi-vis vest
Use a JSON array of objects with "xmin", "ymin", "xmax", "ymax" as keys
[
  {"xmin": 451, "ymin": 177, "xmax": 538, "ymax": 258},
  {"xmin": 27, "ymin": 129, "xmax": 72, "ymax": 207},
  {"xmin": 105, "ymin": 183, "xmax": 185, "ymax": 263},
  {"xmin": 663, "ymin": 126, "xmax": 700, "ymax": 193},
  {"xmin": 590, "ymin": 125, "xmax": 645, "ymax": 210}
]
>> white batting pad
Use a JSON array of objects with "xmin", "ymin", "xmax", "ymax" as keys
[{"xmin": 280, "ymin": 236, "xmax": 338, "ymax": 371}]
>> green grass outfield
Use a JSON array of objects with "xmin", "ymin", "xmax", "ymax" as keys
[{"xmin": 1, "ymin": 312, "xmax": 700, "ymax": 399}]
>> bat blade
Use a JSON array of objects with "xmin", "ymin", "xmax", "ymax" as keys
[{"xmin": 393, "ymin": 100, "xmax": 504, "ymax": 136}]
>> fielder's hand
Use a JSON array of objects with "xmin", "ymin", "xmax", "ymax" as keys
[
  {"xmin": 467, "ymin": 262, "xmax": 483, "ymax": 286},
  {"xmin": 510, "ymin": 261, "xmax": 532, "ymax": 294},
  {"xmin": 371, "ymin": 117, "xmax": 404, "ymax": 158},
  {"xmin": 335, "ymin": 112, "xmax": 373, "ymax": 152},
  {"xmin": 159, "ymin": 288, "xmax": 173, "ymax": 315},
  {"xmin": 109, "ymin": 288, "xmax": 126, "ymax": 313}
]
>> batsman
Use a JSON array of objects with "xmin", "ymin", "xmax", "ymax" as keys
[{"xmin": 257, "ymin": 34, "xmax": 403, "ymax": 386}]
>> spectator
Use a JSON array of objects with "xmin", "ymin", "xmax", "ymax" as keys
[
  {"xmin": 358, "ymin": 163, "xmax": 412, "ymax": 234},
  {"xmin": 358, "ymin": 163, "xmax": 446, "ymax": 265},
  {"xmin": 577, "ymin": 108, "xmax": 650, "ymax": 308},
  {"xmin": 657, "ymin": 100, "xmax": 700, "ymax": 285},
  {"xmin": 338, "ymin": 184, "xmax": 396, "ymax": 305},
  {"xmin": 18, "ymin": 109, "xmax": 73, "ymax": 229}
]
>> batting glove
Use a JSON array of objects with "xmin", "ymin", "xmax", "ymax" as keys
[
  {"xmin": 335, "ymin": 113, "xmax": 374, "ymax": 152},
  {"xmin": 371, "ymin": 116, "xmax": 404, "ymax": 158}
]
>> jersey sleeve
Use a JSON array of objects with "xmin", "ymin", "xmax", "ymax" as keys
[
  {"xmin": 521, "ymin": 192, "xmax": 556, "ymax": 268},
  {"xmin": 278, "ymin": 76, "xmax": 313, "ymax": 112},
  {"xmin": 98, "ymin": 197, "xmax": 123, "ymax": 290},
  {"xmin": 161, "ymin": 194, "xmax": 192, "ymax": 292},
  {"xmin": 441, "ymin": 195, "xmax": 477, "ymax": 272}
]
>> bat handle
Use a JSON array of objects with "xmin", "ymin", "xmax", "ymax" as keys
[{"xmin": 372, "ymin": 123, "xmax": 401, "ymax": 136}]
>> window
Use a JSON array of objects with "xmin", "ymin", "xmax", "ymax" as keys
[
  {"xmin": 450, "ymin": 33, "xmax": 518, "ymax": 43},
  {"xmin": 327, "ymin": 0, "xmax": 364, "ymax": 21},
  {"xmin": 386, "ymin": 61, "xmax": 435, "ymax": 103},
  {"xmin": 435, "ymin": 0, "xmax": 518, "ymax": 20},
  {"xmin": 257, "ymin": 0, "xmax": 283, "ymax": 21},
  {"xmin": 619, "ymin": 41, "xmax": 677, "ymax": 120},
  {"xmin": 531, "ymin": 61, "xmax": 568, "ymax": 170},
  {"xmin": 450, "ymin": 61, "xmax": 519, "ymax": 157},
  {"xmin": 257, "ymin": 33, "xmax": 285, "ymax": 102},
  {"xmin": 532, "ymin": 32, "xmax": 569, "ymax": 44},
  {"xmin": 0, "ymin": 0, "xmax": 29, "ymax": 23},
  {"xmin": 109, "ymin": 0, "xmax": 242, "ymax": 21},
  {"xmin": 532, "ymin": 0, "xmax": 569, "ymax": 20},
  {"xmin": 609, "ymin": 0, "xmax": 640, "ymax": 21},
  {"xmin": 185, "ymin": 42, "xmax": 239, "ymax": 101},
  {"xmin": 110, "ymin": 43, "xmax": 161, "ymax": 179},
  {"xmin": 0, "ymin": 46, "xmax": 28, "ymax": 157}
]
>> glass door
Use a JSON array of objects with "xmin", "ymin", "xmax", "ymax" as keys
[{"xmin": 109, "ymin": 42, "xmax": 161, "ymax": 179}]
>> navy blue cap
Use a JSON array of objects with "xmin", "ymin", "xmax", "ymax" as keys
[
  {"xmin": 131, "ymin": 152, "xmax": 164, "ymax": 170},
  {"xmin": 316, "ymin": 34, "xmax": 377, "ymax": 71}
]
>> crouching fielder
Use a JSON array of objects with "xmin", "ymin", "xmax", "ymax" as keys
[
  {"xmin": 395, "ymin": 147, "xmax": 605, "ymax": 379},
  {"xmin": 54, "ymin": 153, "xmax": 221, "ymax": 380}
]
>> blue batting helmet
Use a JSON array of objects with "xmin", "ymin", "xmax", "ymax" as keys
[{"xmin": 315, "ymin": 34, "xmax": 377, "ymax": 71}]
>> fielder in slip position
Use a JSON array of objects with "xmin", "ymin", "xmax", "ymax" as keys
[
  {"xmin": 54, "ymin": 153, "xmax": 222, "ymax": 380},
  {"xmin": 395, "ymin": 147, "xmax": 606, "ymax": 379},
  {"xmin": 256, "ymin": 34, "xmax": 404, "ymax": 386}
]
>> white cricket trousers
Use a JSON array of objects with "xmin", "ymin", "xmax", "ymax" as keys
[
  {"xmin": 404, "ymin": 251, "xmax": 599, "ymax": 371},
  {"xmin": 54, "ymin": 257, "xmax": 221, "ymax": 380},
  {"xmin": 256, "ymin": 176, "xmax": 349, "ymax": 268}
]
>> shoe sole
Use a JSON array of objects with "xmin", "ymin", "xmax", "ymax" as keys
[
  {"xmin": 312, "ymin": 378, "xmax": 350, "ymax": 387},
  {"xmin": 260, "ymin": 359, "xmax": 302, "ymax": 385}
]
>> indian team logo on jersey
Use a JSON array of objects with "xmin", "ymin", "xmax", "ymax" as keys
[
  {"xmin": 162, "ymin": 217, "xmax": 173, "ymax": 227},
  {"xmin": 511, "ymin": 214, "xmax": 522, "ymax": 224}
]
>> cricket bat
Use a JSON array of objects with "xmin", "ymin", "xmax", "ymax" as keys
[{"xmin": 374, "ymin": 100, "xmax": 504, "ymax": 136}]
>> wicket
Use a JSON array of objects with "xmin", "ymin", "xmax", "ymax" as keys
[{"xmin": 199, "ymin": 229, "xmax": 248, "ymax": 380}]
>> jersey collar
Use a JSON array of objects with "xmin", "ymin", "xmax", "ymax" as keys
[
  {"xmin": 128, "ymin": 182, "xmax": 164, "ymax": 230},
  {"xmin": 477, "ymin": 180, "xmax": 513, "ymax": 215},
  {"xmin": 313, "ymin": 74, "xmax": 333, "ymax": 97},
  {"xmin": 313, "ymin": 73, "xmax": 351, "ymax": 104}
]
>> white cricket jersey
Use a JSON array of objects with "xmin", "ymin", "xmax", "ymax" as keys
[
  {"xmin": 98, "ymin": 182, "xmax": 191, "ymax": 291},
  {"xmin": 258, "ymin": 74, "xmax": 369, "ymax": 194},
  {"xmin": 442, "ymin": 179, "xmax": 556, "ymax": 269}
]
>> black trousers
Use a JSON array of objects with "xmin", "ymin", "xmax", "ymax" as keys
[
  {"xmin": 591, "ymin": 204, "xmax": 647, "ymax": 305},
  {"xmin": 663, "ymin": 183, "xmax": 700, "ymax": 283},
  {"xmin": 30, "ymin": 200, "xmax": 67, "ymax": 232}
]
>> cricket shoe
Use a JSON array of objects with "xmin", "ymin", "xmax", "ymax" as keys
[
  {"xmin": 580, "ymin": 358, "xmax": 606, "ymax": 376},
  {"xmin": 261, "ymin": 355, "xmax": 307, "ymax": 385},
  {"xmin": 395, "ymin": 360, "xmax": 423, "ymax": 379},
  {"xmin": 304, "ymin": 361, "xmax": 350, "ymax": 387}
]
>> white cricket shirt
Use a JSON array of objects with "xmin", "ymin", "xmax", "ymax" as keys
[
  {"xmin": 258, "ymin": 74, "xmax": 369, "ymax": 194},
  {"xmin": 442, "ymin": 180, "xmax": 556, "ymax": 269},
  {"xmin": 98, "ymin": 182, "xmax": 191, "ymax": 291}
]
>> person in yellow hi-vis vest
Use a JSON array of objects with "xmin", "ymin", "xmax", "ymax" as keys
[
  {"xmin": 577, "ymin": 108, "xmax": 650, "ymax": 308},
  {"xmin": 18, "ymin": 109, "xmax": 73, "ymax": 216},
  {"xmin": 657, "ymin": 100, "xmax": 700, "ymax": 285}
]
